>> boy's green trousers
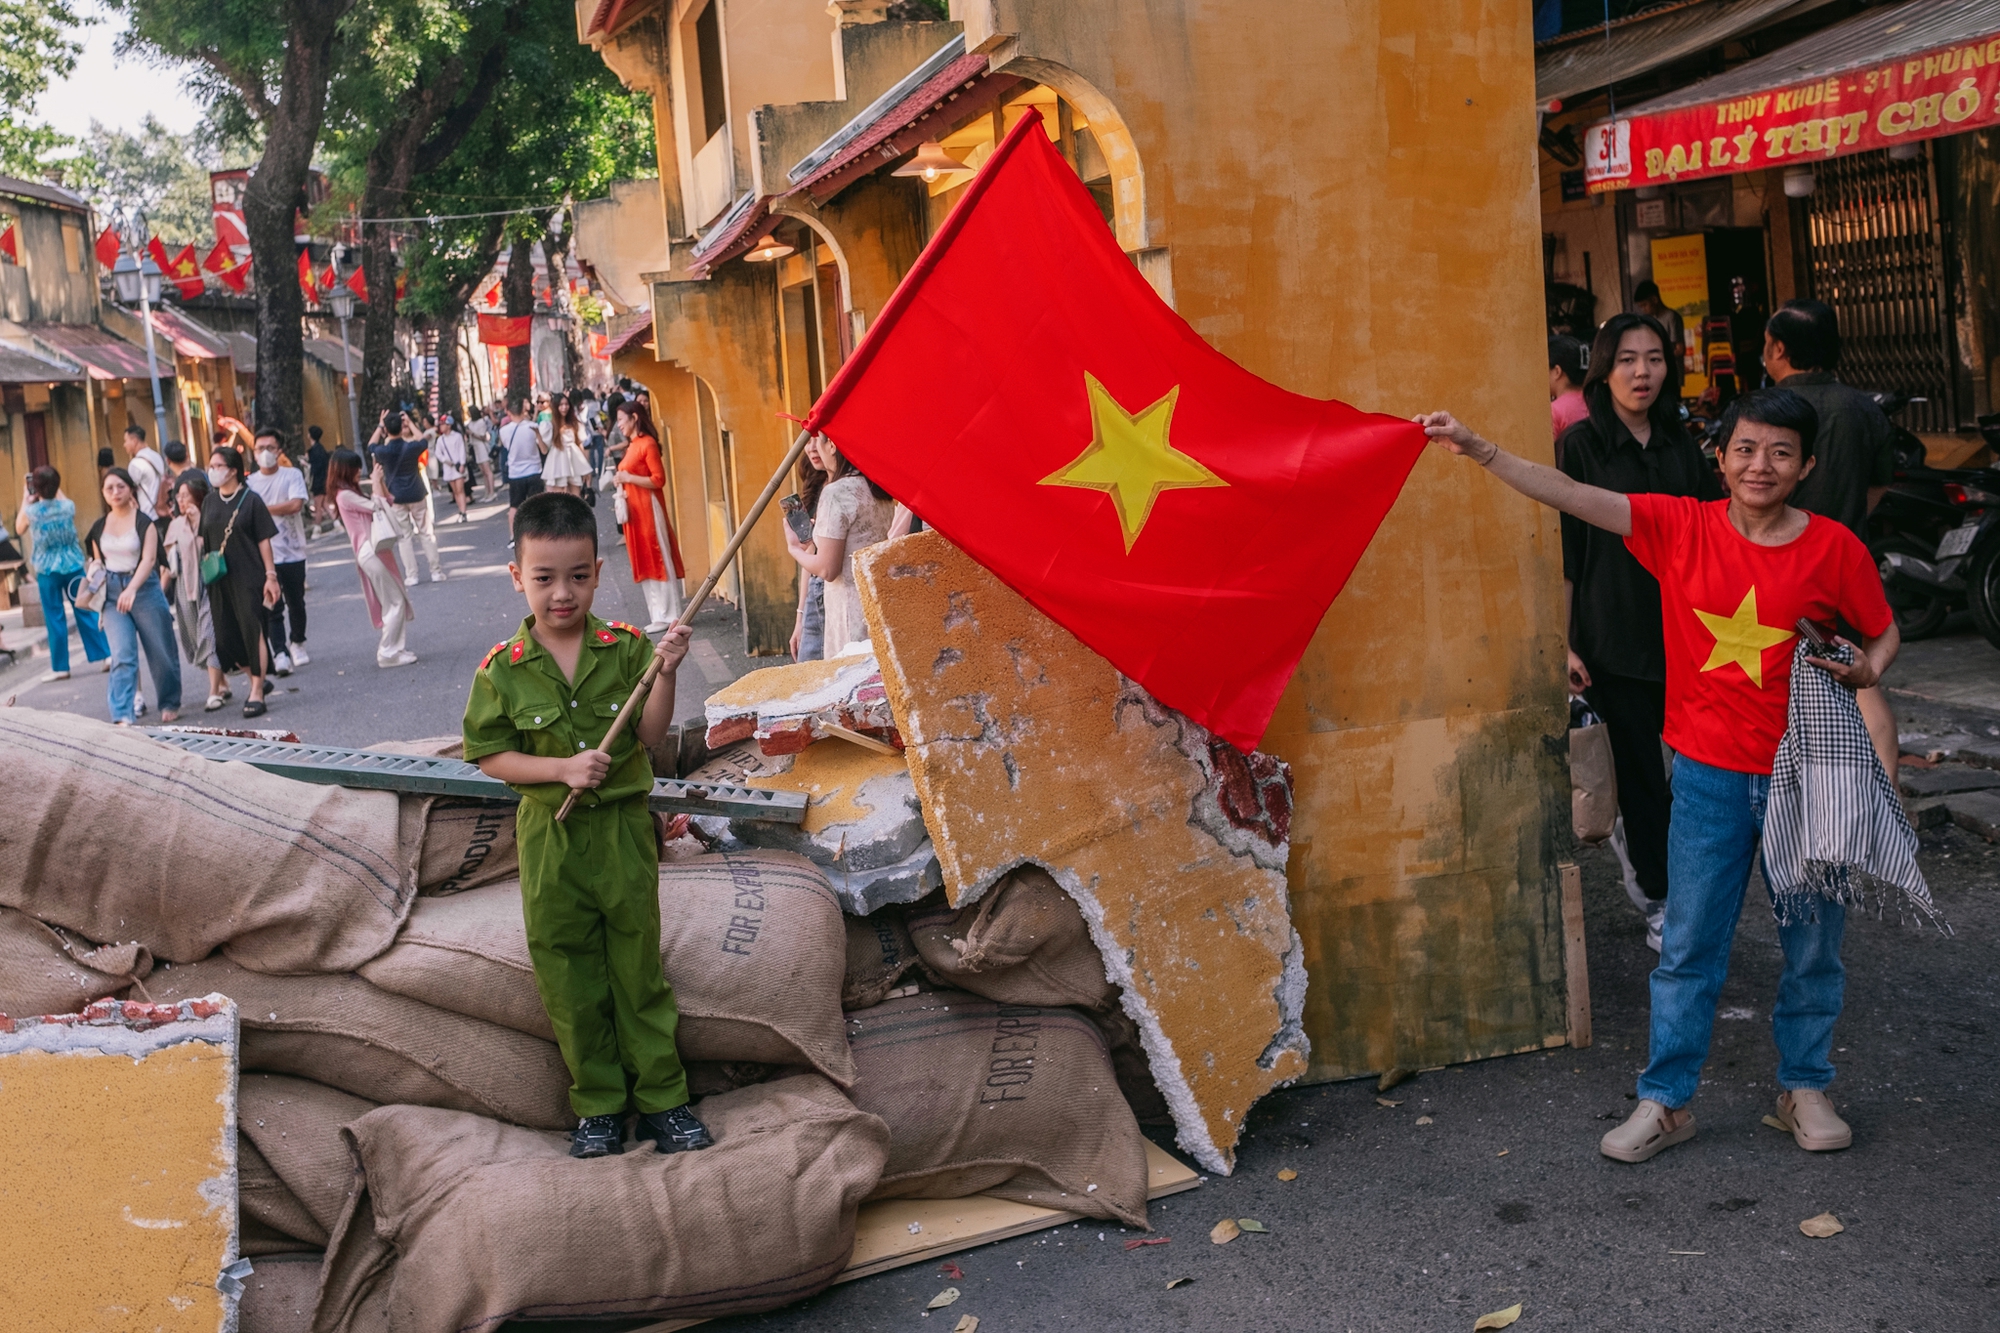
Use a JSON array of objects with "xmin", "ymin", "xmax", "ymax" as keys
[{"xmin": 516, "ymin": 794, "xmax": 688, "ymax": 1117}]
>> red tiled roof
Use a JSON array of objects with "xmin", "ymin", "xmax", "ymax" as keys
[{"xmin": 24, "ymin": 323, "xmax": 159, "ymax": 380}]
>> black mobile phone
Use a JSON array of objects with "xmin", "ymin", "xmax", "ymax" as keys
[
  {"xmin": 1795, "ymin": 617, "xmax": 1835, "ymax": 656},
  {"xmin": 780, "ymin": 494, "xmax": 814, "ymax": 545}
]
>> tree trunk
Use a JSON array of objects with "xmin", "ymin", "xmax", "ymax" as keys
[
  {"xmin": 432, "ymin": 298, "xmax": 468, "ymax": 420},
  {"xmin": 541, "ymin": 223, "xmax": 577, "ymax": 394},
  {"xmin": 242, "ymin": 0, "xmax": 353, "ymax": 451},
  {"xmin": 358, "ymin": 225, "xmax": 401, "ymax": 425},
  {"xmin": 504, "ymin": 230, "xmax": 536, "ymax": 401}
]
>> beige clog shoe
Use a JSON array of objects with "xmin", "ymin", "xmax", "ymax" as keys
[
  {"xmin": 1774, "ymin": 1089, "xmax": 1852, "ymax": 1152},
  {"xmin": 1599, "ymin": 1098, "xmax": 1695, "ymax": 1163}
]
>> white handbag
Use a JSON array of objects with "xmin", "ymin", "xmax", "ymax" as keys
[{"xmin": 368, "ymin": 501, "xmax": 400, "ymax": 555}]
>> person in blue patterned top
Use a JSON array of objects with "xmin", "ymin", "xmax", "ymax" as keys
[{"xmin": 19, "ymin": 466, "xmax": 108, "ymax": 681}]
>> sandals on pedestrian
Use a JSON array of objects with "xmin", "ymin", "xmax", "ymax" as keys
[
  {"xmin": 242, "ymin": 698, "xmax": 267, "ymax": 718},
  {"xmin": 1599, "ymin": 1099, "xmax": 1695, "ymax": 1163},
  {"xmin": 204, "ymin": 694, "xmax": 225, "ymax": 712},
  {"xmin": 1772, "ymin": 1089, "xmax": 1852, "ymax": 1152}
]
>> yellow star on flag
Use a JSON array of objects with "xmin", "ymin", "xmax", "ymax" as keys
[
  {"xmin": 1692, "ymin": 586, "xmax": 1793, "ymax": 687},
  {"xmin": 1039, "ymin": 373, "xmax": 1227, "ymax": 551}
]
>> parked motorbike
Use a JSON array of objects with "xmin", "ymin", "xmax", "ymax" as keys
[{"xmin": 1869, "ymin": 398, "xmax": 2000, "ymax": 647}]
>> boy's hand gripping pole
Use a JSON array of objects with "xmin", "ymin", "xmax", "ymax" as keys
[{"xmin": 555, "ymin": 429, "xmax": 816, "ymax": 822}]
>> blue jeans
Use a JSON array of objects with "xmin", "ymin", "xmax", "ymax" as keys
[
  {"xmin": 102, "ymin": 570, "xmax": 182, "ymax": 721},
  {"xmin": 1637, "ymin": 754, "xmax": 1847, "ymax": 1108},
  {"xmin": 798, "ymin": 575, "xmax": 825, "ymax": 662},
  {"xmin": 36, "ymin": 568, "xmax": 108, "ymax": 675}
]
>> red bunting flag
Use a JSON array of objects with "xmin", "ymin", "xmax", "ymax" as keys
[
  {"xmin": 483, "ymin": 286, "xmax": 499, "ymax": 307},
  {"xmin": 476, "ymin": 313, "xmax": 532, "ymax": 347},
  {"xmin": 319, "ymin": 263, "xmax": 339, "ymax": 293},
  {"xmin": 217, "ymin": 257, "xmax": 250, "ymax": 294},
  {"xmin": 346, "ymin": 266, "xmax": 367, "ymax": 301},
  {"xmin": 167, "ymin": 244, "xmax": 205, "ymax": 299},
  {"xmin": 95, "ymin": 226, "xmax": 121, "ymax": 269},
  {"xmin": 0, "ymin": 225, "xmax": 16, "ymax": 264},
  {"xmin": 298, "ymin": 250, "xmax": 318, "ymax": 305},
  {"xmin": 802, "ymin": 110, "xmax": 1426, "ymax": 752},
  {"xmin": 147, "ymin": 235, "xmax": 173, "ymax": 279},
  {"xmin": 202, "ymin": 240, "xmax": 233, "ymax": 273}
]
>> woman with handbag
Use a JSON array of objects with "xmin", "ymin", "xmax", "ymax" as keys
[
  {"xmin": 200, "ymin": 445, "xmax": 283, "ymax": 717},
  {"xmin": 18, "ymin": 466, "xmax": 109, "ymax": 682},
  {"xmin": 163, "ymin": 472, "xmax": 229, "ymax": 710},
  {"xmin": 328, "ymin": 449, "xmax": 417, "ymax": 668},
  {"xmin": 611, "ymin": 400, "xmax": 685, "ymax": 632},
  {"xmin": 85, "ymin": 467, "xmax": 183, "ymax": 724}
]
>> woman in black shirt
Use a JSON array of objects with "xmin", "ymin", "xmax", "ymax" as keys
[{"xmin": 201, "ymin": 445, "xmax": 282, "ymax": 717}]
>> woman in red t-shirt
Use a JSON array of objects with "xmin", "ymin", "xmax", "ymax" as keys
[{"xmin": 1420, "ymin": 387, "xmax": 1897, "ymax": 1167}]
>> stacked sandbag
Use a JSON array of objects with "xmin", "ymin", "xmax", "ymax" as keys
[
  {"xmin": 0, "ymin": 905, "xmax": 151, "ymax": 1018},
  {"xmin": 145, "ymin": 955, "xmax": 577, "ymax": 1129},
  {"xmin": 844, "ymin": 989, "xmax": 1150, "ymax": 1228},
  {"xmin": 0, "ymin": 707, "xmax": 419, "ymax": 972},
  {"xmin": 316, "ymin": 1075, "xmax": 889, "ymax": 1332},
  {"xmin": 239, "ymin": 1136, "xmax": 327, "ymax": 1250},
  {"xmin": 242, "ymin": 1075, "xmax": 379, "ymax": 1239},
  {"xmin": 237, "ymin": 1251, "xmax": 325, "ymax": 1333},
  {"xmin": 841, "ymin": 903, "xmax": 921, "ymax": 1009},
  {"xmin": 358, "ymin": 851, "xmax": 854, "ymax": 1082},
  {"xmin": 411, "ymin": 800, "xmax": 518, "ymax": 895},
  {"xmin": 907, "ymin": 865, "xmax": 1117, "ymax": 1012}
]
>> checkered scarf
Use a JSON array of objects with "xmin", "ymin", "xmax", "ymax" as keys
[{"xmin": 1764, "ymin": 639, "xmax": 1946, "ymax": 932}]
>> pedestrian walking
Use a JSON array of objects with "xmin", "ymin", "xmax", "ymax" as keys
[
  {"xmin": 120, "ymin": 424, "xmax": 170, "ymax": 521},
  {"xmin": 610, "ymin": 399, "xmax": 685, "ymax": 632},
  {"xmin": 1422, "ymin": 386, "xmax": 1901, "ymax": 1164},
  {"xmin": 1548, "ymin": 334, "xmax": 1588, "ymax": 448},
  {"xmin": 19, "ymin": 467, "xmax": 109, "ymax": 682},
  {"xmin": 163, "ymin": 472, "xmax": 228, "ymax": 711},
  {"xmin": 540, "ymin": 393, "xmax": 592, "ymax": 497},
  {"xmin": 369, "ymin": 409, "xmax": 446, "ymax": 585},
  {"xmin": 328, "ymin": 449, "xmax": 417, "ymax": 669},
  {"xmin": 466, "ymin": 407, "xmax": 498, "ymax": 500},
  {"xmin": 500, "ymin": 395, "xmax": 547, "ymax": 540},
  {"xmin": 162, "ymin": 439, "xmax": 199, "ymax": 498},
  {"xmin": 200, "ymin": 445, "xmax": 282, "ymax": 718},
  {"xmin": 782, "ymin": 434, "xmax": 895, "ymax": 657},
  {"xmin": 246, "ymin": 428, "xmax": 312, "ymax": 674},
  {"xmin": 434, "ymin": 412, "xmax": 471, "ymax": 522},
  {"xmin": 788, "ymin": 434, "xmax": 830, "ymax": 662},
  {"xmin": 85, "ymin": 467, "xmax": 182, "ymax": 724},
  {"xmin": 305, "ymin": 425, "xmax": 333, "ymax": 534}
]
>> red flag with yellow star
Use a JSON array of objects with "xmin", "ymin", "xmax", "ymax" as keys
[{"xmin": 804, "ymin": 109, "xmax": 1425, "ymax": 751}]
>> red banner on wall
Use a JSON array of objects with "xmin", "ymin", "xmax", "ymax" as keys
[
  {"xmin": 1586, "ymin": 32, "xmax": 2000, "ymax": 193},
  {"xmin": 477, "ymin": 313, "xmax": 532, "ymax": 347}
]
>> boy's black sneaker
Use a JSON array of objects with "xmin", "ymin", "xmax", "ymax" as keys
[
  {"xmin": 637, "ymin": 1105, "xmax": 714, "ymax": 1154},
  {"xmin": 569, "ymin": 1114, "xmax": 626, "ymax": 1158}
]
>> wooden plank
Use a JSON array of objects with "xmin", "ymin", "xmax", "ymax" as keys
[
  {"xmin": 1560, "ymin": 861, "xmax": 1591, "ymax": 1049},
  {"xmin": 628, "ymin": 1140, "xmax": 1199, "ymax": 1333}
]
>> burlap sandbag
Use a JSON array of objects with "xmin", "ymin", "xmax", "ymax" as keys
[
  {"xmin": 1091, "ymin": 1007, "xmax": 1173, "ymax": 1127},
  {"xmin": 411, "ymin": 799, "xmax": 518, "ymax": 895},
  {"xmin": 845, "ymin": 989, "xmax": 1149, "ymax": 1228},
  {"xmin": 907, "ymin": 866, "xmax": 1116, "ymax": 1012},
  {"xmin": 0, "ymin": 708, "xmax": 419, "ymax": 972},
  {"xmin": 147, "ymin": 955, "xmax": 575, "ymax": 1129},
  {"xmin": 242, "ymin": 1074, "xmax": 379, "ymax": 1235},
  {"xmin": 358, "ymin": 851, "xmax": 854, "ymax": 1083},
  {"xmin": 238, "ymin": 1250, "xmax": 325, "ymax": 1333},
  {"xmin": 842, "ymin": 904, "xmax": 920, "ymax": 1010},
  {"xmin": 239, "ymin": 1134, "xmax": 328, "ymax": 1247},
  {"xmin": 314, "ymin": 1075, "xmax": 888, "ymax": 1333},
  {"xmin": 0, "ymin": 905, "xmax": 151, "ymax": 1018},
  {"xmin": 367, "ymin": 736, "xmax": 462, "ymax": 759}
]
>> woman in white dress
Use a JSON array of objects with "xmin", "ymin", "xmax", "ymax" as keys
[
  {"xmin": 433, "ymin": 413, "xmax": 470, "ymax": 522},
  {"xmin": 539, "ymin": 393, "xmax": 592, "ymax": 496}
]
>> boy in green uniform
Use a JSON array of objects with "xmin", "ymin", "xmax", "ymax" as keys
[{"xmin": 462, "ymin": 492, "xmax": 713, "ymax": 1158}]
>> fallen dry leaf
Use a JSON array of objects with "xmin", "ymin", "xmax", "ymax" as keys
[
  {"xmin": 1166, "ymin": 1277, "xmax": 1195, "ymax": 1289},
  {"xmin": 1209, "ymin": 1218, "xmax": 1241, "ymax": 1245},
  {"xmin": 1124, "ymin": 1236, "xmax": 1171, "ymax": 1251},
  {"xmin": 927, "ymin": 1287, "xmax": 960, "ymax": 1310},
  {"xmin": 1799, "ymin": 1213, "xmax": 1845, "ymax": 1238},
  {"xmin": 1473, "ymin": 1303, "xmax": 1523, "ymax": 1329},
  {"xmin": 1377, "ymin": 1066, "xmax": 1413, "ymax": 1092},
  {"xmin": 1236, "ymin": 1218, "xmax": 1269, "ymax": 1233},
  {"xmin": 1376, "ymin": 1097, "xmax": 1404, "ymax": 1108},
  {"xmin": 939, "ymin": 1261, "xmax": 964, "ymax": 1280},
  {"xmin": 1276, "ymin": 1168, "xmax": 1298, "ymax": 1181},
  {"xmin": 953, "ymin": 1317, "xmax": 979, "ymax": 1333},
  {"xmin": 1761, "ymin": 1115, "xmax": 1790, "ymax": 1132},
  {"xmin": 1416, "ymin": 1116, "xmax": 1435, "ymax": 1125},
  {"xmin": 1496, "ymin": 1149, "xmax": 1509, "ymax": 1157}
]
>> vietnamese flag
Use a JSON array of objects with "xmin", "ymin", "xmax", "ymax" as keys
[
  {"xmin": 218, "ymin": 257, "xmax": 250, "ymax": 294},
  {"xmin": 346, "ymin": 266, "xmax": 367, "ymax": 302},
  {"xmin": 168, "ymin": 244, "xmax": 205, "ymax": 299},
  {"xmin": 95, "ymin": 226, "xmax": 121, "ymax": 269},
  {"xmin": 298, "ymin": 250, "xmax": 318, "ymax": 305},
  {"xmin": 477, "ymin": 313, "xmax": 532, "ymax": 347},
  {"xmin": 147, "ymin": 235, "xmax": 172, "ymax": 272},
  {"xmin": 804, "ymin": 110, "xmax": 1425, "ymax": 752}
]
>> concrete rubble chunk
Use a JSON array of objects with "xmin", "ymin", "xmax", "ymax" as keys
[
  {"xmin": 854, "ymin": 531, "xmax": 1309, "ymax": 1174},
  {"xmin": 1941, "ymin": 789, "xmax": 2000, "ymax": 841},
  {"xmin": 0, "ymin": 996, "xmax": 240, "ymax": 1332},
  {"xmin": 704, "ymin": 650, "xmax": 900, "ymax": 755},
  {"xmin": 689, "ymin": 738, "xmax": 941, "ymax": 914}
]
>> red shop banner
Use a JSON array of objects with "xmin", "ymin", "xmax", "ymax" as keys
[{"xmin": 1586, "ymin": 32, "xmax": 2000, "ymax": 193}]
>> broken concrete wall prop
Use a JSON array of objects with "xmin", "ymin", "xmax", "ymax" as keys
[
  {"xmin": 845, "ymin": 989, "xmax": 1150, "ymax": 1229},
  {"xmin": 357, "ymin": 851, "xmax": 856, "ymax": 1083},
  {"xmin": 854, "ymin": 532, "xmax": 1309, "ymax": 1175},
  {"xmin": 316, "ymin": 1076, "xmax": 889, "ymax": 1332},
  {"xmin": 0, "ymin": 996, "xmax": 239, "ymax": 1333},
  {"xmin": 0, "ymin": 904, "xmax": 154, "ymax": 1018},
  {"xmin": 907, "ymin": 865, "xmax": 1119, "ymax": 1013},
  {"xmin": 0, "ymin": 707, "xmax": 419, "ymax": 972},
  {"xmin": 240, "ymin": 1134, "xmax": 328, "ymax": 1248},
  {"xmin": 146, "ymin": 955, "xmax": 577, "ymax": 1130},
  {"xmin": 241, "ymin": 1074, "xmax": 379, "ymax": 1238},
  {"xmin": 842, "ymin": 902, "xmax": 922, "ymax": 1009},
  {"xmin": 704, "ymin": 649, "xmax": 900, "ymax": 754}
]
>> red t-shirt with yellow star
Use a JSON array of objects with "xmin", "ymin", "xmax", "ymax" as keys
[{"xmin": 1625, "ymin": 494, "xmax": 1892, "ymax": 775}]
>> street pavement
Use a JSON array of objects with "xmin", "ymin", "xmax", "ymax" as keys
[{"xmin": 3, "ymin": 501, "xmax": 1996, "ymax": 1332}]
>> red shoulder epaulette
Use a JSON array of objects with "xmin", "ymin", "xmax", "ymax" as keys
[
  {"xmin": 481, "ymin": 641, "xmax": 508, "ymax": 668},
  {"xmin": 607, "ymin": 620, "xmax": 645, "ymax": 637}
]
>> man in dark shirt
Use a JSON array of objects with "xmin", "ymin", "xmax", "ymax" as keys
[
  {"xmin": 1762, "ymin": 299, "xmax": 1901, "ymax": 781},
  {"xmin": 1560, "ymin": 380, "xmax": 1723, "ymax": 942},
  {"xmin": 305, "ymin": 425, "xmax": 332, "ymax": 534}
]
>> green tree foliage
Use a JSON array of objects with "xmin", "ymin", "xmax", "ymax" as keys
[
  {"xmin": 0, "ymin": 0, "xmax": 84, "ymax": 177},
  {"xmin": 70, "ymin": 117, "xmax": 254, "ymax": 245}
]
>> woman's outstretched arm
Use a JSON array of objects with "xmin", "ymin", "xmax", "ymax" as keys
[{"xmin": 1417, "ymin": 411, "xmax": 1632, "ymax": 537}]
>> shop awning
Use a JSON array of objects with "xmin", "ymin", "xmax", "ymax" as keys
[
  {"xmin": 0, "ymin": 339, "xmax": 85, "ymax": 384},
  {"xmin": 24, "ymin": 322, "xmax": 160, "ymax": 380},
  {"xmin": 605, "ymin": 314, "xmax": 655, "ymax": 361},
  {"xmin": 146, "ymin": 307, "xmax": 232, "ymax": 360},
  {"xmin": 1537, "ymin": 0, "xmax": 1811, "ymax": 106},
  {"xmin": 685, "ymin": 190, "xmax": 770, "ymax": 277},
  {"xmin": 1585, "ymin": 0, "xmax": 2000, "ymax": 192},
  {"xmin": 584, "ymin": 0, "xmax": 660, "ymax": 39}
]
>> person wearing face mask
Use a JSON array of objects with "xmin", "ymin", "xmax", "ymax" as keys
[
  {"xmin": 200, "ymin": 445, "xmax": 283, "ymax": 717},
  {"xmin": 1558, "ymin": 313, "xmax": 1724, "ymax": 952},
  {"xmin": 245, "ymin": 428, "xmax": 312, "ymax": 675}
]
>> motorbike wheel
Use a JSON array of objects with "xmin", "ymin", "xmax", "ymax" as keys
[
  {"xmin": 1876, "ymin": 536, "xmax": 1954, "ymax": 641},
  {"xmin": 1968, "ymin": 542, "xmax": 2000, "ymax": 651}
]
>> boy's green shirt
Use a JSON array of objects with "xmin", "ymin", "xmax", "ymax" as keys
[{"xmin": 461, "ymin": 612, "xmax": 657, "ymax": 811}]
